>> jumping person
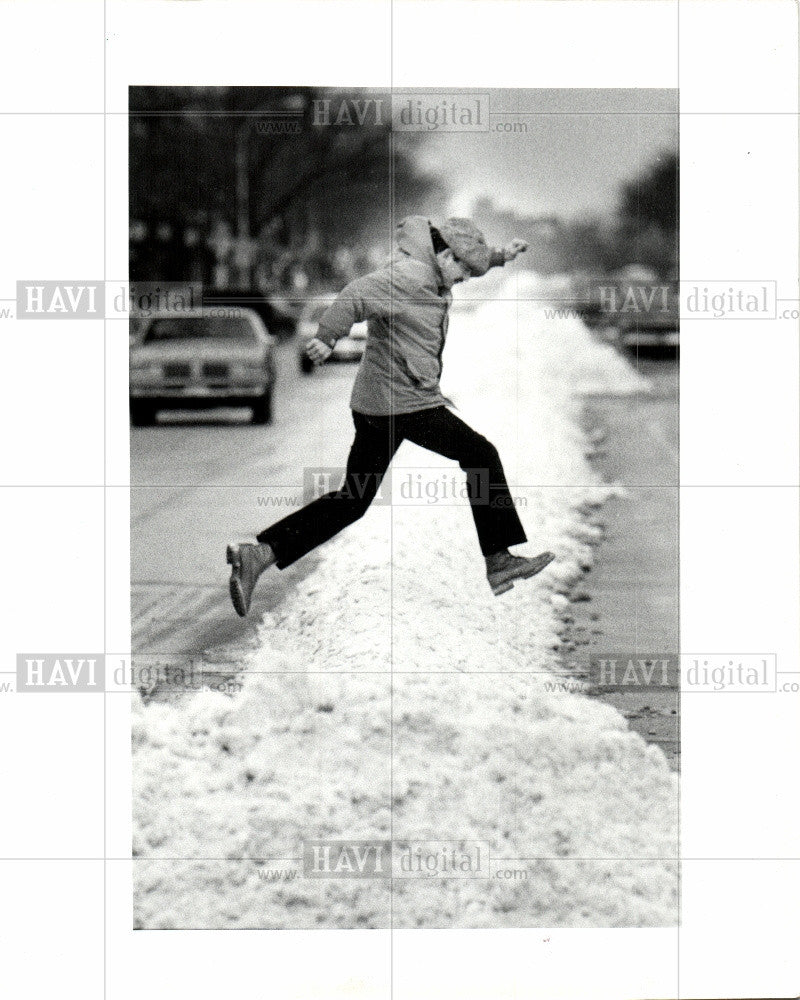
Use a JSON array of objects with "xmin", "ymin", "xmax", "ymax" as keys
[{"xmin": 227, "ymin": 216, "xmax": 554, "ymax": 616}]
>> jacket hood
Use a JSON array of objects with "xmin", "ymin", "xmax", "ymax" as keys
[{"xmin": 394, "ymin": 215, "xmax": 440, "ymax": 281}]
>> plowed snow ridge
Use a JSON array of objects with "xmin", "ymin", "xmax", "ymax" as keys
[{"xmin": 133, "ymin": 274, "xmax": 678, "ymax": 928}]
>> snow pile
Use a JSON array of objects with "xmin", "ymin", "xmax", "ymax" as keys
[{"xmin": 133, "ymin": 274, "xmax": 677, "ymax": 928}]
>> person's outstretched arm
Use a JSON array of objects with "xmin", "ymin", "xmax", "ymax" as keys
[{"xmin": 305, "ymin": 269, "xmax": 392, "ymax": 365}]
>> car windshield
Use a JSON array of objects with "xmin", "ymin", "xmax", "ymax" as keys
[{"xmin": 144, "ymin": 317, "xmax": 257, "ymax": 342}]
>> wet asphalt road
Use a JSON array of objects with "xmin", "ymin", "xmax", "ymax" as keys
[
  {"xmin": 567, "ymin": 348, "xmax": 680, "ymax": 768},
  {"xmin": 130, "ymin": 343, "xmax": 355, "ymax": 662}
]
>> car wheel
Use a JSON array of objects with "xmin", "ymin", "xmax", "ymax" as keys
[
  {"xmin": 299, "ymin": 352, "xmax": 314, "ymax": 375},
  {"xmin": 130, "ymin": 401, "xmax": 156, "ymax": 427},
  {"xmin": 251, "ymin": 388, "xmax": 273, "ymax": 425}
]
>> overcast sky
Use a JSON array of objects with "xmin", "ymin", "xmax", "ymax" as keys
[{"xmin": 412, "ymin": 89, "xmax": 677, "ymax": 221}]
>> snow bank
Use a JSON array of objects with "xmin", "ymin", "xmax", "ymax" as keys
[{"xmin": 133, "ymin": 273, "xmax": 677, "ymax": 928}]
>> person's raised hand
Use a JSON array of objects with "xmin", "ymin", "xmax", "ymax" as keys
[{"xmin": 503, "ymin": 239, "xmax": 529, "ymax": 261}]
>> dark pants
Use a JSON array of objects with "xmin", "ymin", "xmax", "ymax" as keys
[{"xmin": 258, "ymin": 406, "xmax": 527, "ymax": 568}]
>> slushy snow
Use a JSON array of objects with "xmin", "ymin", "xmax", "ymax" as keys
[{"xmin": 133, "ymin": 273, "xmax": 678, "ymax": 928}]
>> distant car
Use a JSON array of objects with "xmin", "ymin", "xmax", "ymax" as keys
[
  {"xmin": 129, "ymin": 309, "xmax": 276, "ymax": 426},
  {"xmin": 571, "ymin": 268, "xmax": 679, "ymax": 348},
  {"xmin": 202, "ymin": 289, "xmax": 298, "ymax": 340},
  {"xmin": 297, "ymin": 296, "xmax": 367, "ymax": 374},
  {"xmin": 614, "ymin": 276, "xmax": 680, "ymax": 349}
]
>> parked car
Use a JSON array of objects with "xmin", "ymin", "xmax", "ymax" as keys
[
  {"xmin": 571, "ymin": 267, "xmax": 679, "ymax": 349},
  {"xmin": 297, "ymin": 295, "xmax": 367, "ymax": 374},
  {"xmin": 129, "ymin": 309, "xmax": 276, "ymax": 426},
  {"xmin": 612, "ymin": 271, "xmax": 680, "ymax": 350}
]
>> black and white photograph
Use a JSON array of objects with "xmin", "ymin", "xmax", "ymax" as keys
[
  {"xmin": 1, "ymin": 0, "xmax": 799, "ymax": 997},
  {"xmin": 129, "ymin": 85, "xmax": 679, "ymax": 929}
]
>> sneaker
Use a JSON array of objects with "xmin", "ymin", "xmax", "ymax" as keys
[
  {"xmin": 226, "ymin": 542, "xmax": 276, "ymax": 617},
  {"xmin": 486, "ymin": 550, "xmax": 555, "ymax": 597}
]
